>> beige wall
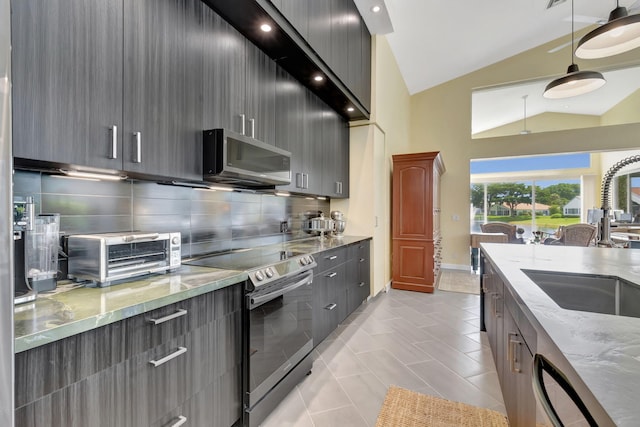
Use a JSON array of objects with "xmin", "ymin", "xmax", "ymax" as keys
[
  {"xmin": 409, "ymin": 26, "xmax": 640, "ymax": 269},
  {"xmin": 473, "ymin": 112, "xmax": 601, "ymax": 139},
  {"xmin": 601, "ymin": 89, "xmax": 640, "ymax": 126},
  {"xmin": 332, "ymin": 35, "xmax": 412, "ymax": 296}
]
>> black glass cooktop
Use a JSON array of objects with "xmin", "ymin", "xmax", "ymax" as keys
[{"xmin": 184, "ymin": 247, "xmax": 307, "ymax": 271}]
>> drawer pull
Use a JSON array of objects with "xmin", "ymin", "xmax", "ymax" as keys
[
  {"xmin": 324, "ymin": 303, "xmax": 337, "ymax": 311},
  {"xmin": 148, "ymin": 308, "xmax": 188, "ymax": 325},
  {"xmin": 171, "ymin": 416, "xmax": 188, "ymax": 427},
  {"xmin": 358, "ymin": 282, "xmax": 366, "ymax": 287},
  {"xmin": 359, "ymin": 258, "xmax": 365, "ymax": 262},
  {"xmin": 326, "ymin": 272, "xmax": 337, "ymax": 278},
  {"xmin": 149, "ymin": 346, "xmax": 187, "ymax": 367},
  {"xmin": 326, "ymin": 255, "xmax": 338, "ymax": 260}
]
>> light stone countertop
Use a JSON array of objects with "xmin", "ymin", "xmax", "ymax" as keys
[
  {"xmin": 14, "ymin": 265, "xmax": 247, "ymax": 353},
  {"xmin": 14, "ymin": 235, "xmax": 371, "ymax": 354},
  {"xmin": 481, "ymin": 243, "xmax": 640, "ymax": 427}
]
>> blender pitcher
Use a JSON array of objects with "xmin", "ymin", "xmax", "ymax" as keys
[{"xmin": 25, "ymin": 213, "xmax": 60, "ymax": 292}]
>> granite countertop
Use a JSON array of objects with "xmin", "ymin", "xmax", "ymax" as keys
[
  {"xmin": 15, "ymin": 265, "xmax": 247, "ymax": 353},
  {"xmin": 481, "ymin": 243, "xmax": 640, "ymax": 426},
  {"xmin": 14, "ymin": 235, "xmax": 371, "ymax": 354}
]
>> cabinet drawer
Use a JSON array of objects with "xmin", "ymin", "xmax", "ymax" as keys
[
  {"xmin": 127, "ymin": 324, "xmax": 214, "ymax": 426},
  {"xmin": 124, "ymin": 293, "xmax": 212, "ymax": 358},
  {"xmin": 348, "ymin": 240, "xmax": 370, "ymax": 261},
  {"xmin": 15, "ymin": 320, "xmax": 126, "ymax": 408},
  {"xmin": 315, "ymin": 247, "xmax": 347, "ymax": 272}
]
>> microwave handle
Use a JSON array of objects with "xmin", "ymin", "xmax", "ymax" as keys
[{"xmin": 122, "ymin": 233, "xmax": 160, "ymax": 242}]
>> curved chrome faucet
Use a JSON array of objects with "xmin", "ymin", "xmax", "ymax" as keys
[{"xmin": 598, "ymin": 155, "xmax": 640, "ymax": 247}]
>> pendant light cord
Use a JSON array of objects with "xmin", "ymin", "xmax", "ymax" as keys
[{"xmin": 570, "ymin": 0, "xmax": 575, "ymax": 65}]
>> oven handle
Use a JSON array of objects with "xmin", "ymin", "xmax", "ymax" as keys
[{"xmin": 250, "ymin": 272, "xmax": 313, "ymax": 308}]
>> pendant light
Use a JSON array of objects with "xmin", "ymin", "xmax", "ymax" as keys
[
  {"xmin": 576, "ymin": 1, "xmax": 640, "ymax": 59},
  {"xmin": 544, "ymin": 0, "xmax": 606, "ymax": 99}
]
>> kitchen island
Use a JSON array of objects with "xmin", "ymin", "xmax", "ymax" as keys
[{"xmin": 481, "ymin": 243, "xmax": 640, "ymax": 426}]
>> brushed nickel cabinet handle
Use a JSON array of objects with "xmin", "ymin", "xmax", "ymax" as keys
[
  {"xmin": 249, "ymin": 118, "xmax": 255, "ymax": 138},
  {"xmin": 358, "ymin": 282, "xmax": 366, "ymax": 287},
  {"xmin": 326, "ymin": 272, "xmax": 337, "ymax": 278},
  {"xmin": 171, "ymin": 415, "xmax": 187, "ymax": 427},
  {"xmin": 240, "ymin": 114, "xmax": 246, "ymax": 135},
  {"xmin": 326, "ymin": 255, "xmax": 338, "ymax": 260},
  {"xmin": 147, "ymin": 308, "xmax": 188, "ymax": 325},
  {"xmin": 149, "ymin": 346, "xmax": 187, "ymax": 367},
  {"xmin": 303, "ymin": 173, "xmax": 309, "ymax": 189},
  {"xmin": 134, "ymin": 132, "xmax": 142, "ymax": 163},
  {"xmin": 110, "ymin": 125, "xmax": 118, "ymax": 159},
  {"xmin": 324, "ymin": 303, "xmax": 337, "ymax": 310},
  {"xmin": 296, "ymin": 172, "xmax": 304, "ymax": 188},
  {"xmin": 508, "ymin": 333, "xmax": 522, "ymax": 373}
]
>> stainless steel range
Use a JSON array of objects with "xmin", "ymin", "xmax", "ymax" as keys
[{"xmin": 185, "ymin": 246, "xmax": 317, "ymax": 427}]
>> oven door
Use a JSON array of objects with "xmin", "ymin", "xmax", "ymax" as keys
[{"xmin": 246, "ymin": 270, "xmax": 313, "ymax": 409}]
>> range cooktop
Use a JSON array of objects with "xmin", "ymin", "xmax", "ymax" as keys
[{"xmin": 183, "ymin": 245, "xmax": 316, "ymax": 289}]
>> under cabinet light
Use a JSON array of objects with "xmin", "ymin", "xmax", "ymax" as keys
[
  {"xmin": 346, "ymin": 107, "xmax": 355, "ymax": 112},
  {"xmin": 275, "ymin": 191, "xmax": 290, "ymax": 197},
  {"xmin": 207, "ymin": 185, "xmax": 234, "ymax": 192},
  {"xmin": 260, "ymin": 23, "xmax": 272, "ymax": 32},
  {"xmin": 59, "ymin": 169, "xmax": 127, "ymax": 181},
  {"xmin": 313, "ymin": 75, "xmax": 324, "ymax": 82},
  {"xmin": 371, "ymin": 5, "xmax": 381, "ymax": 13}
]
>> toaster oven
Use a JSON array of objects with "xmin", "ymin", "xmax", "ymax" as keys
[{"xmin": 67, "ymin": 232, "xmax": 181, "ymax": 286}]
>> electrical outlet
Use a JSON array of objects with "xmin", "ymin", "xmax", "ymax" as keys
[{"xmin": 280, "ymin": 221, "xmax": 288, "ymax": 233}]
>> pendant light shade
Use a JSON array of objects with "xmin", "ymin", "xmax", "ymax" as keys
[
  {"xmin": 575, "ymin": 4, "xmax": 640, "ymax": 59},
  {"xmin": 543, "ymin": 64, "xmax": 606, "ymax": 99},
  {"xmin": 543, "ymin": 0, "xmax": 606, "ymax": 99}
]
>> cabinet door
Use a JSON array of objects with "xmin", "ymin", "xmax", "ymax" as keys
[
  {"xmin": 359, "ymin": 23, "xmax": 372, "ymax": 111},
  {"xmin": 275, "ymin": 66, "xmax": 305, "ymax": 192},
  {"xmin": 245, "ymin": 43, "xmax": 276, "ymax": 145},
  {"xmin": 392, "ymin": 239, "xmax": 435, "ymax": 292},
  {"xmin": 312, "ymin": 263, "xmax": 346, "ymax": 344},
  {"xmin": 123, "ymin": 0, "xmax": 203, "ymax": 180},
  {"xmin": 307, "ymin": 0, "xmax": 332, "ymax": 63},
  {"xmin": 203, "ymin": 7, "xmax": 247, "ymax": 134},
  {"xmin": 278, "ymin": 0, "xmax": 309, "ymax": 39},
  {"xmin": 392, "ymin": 160, "xmax": 434, "ymax": 239},
  {"xmin": 302, "ymin": 91, "xmax": 325, "ymax": 194},
  {"xmin": 322, "ymin": 108, "xmax": 349, "ymax": 198},
  {"xmin": 329, "ymin": 0, "xmax": 350, "ymax": 84},
  {"xmin": 12, "ymin": 0, "xmax": 124, "ymax": 170}
]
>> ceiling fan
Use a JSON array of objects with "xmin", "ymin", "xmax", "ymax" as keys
[{"xmin": 547, "ymin": 0, "xmax": 640, "ymax": 53}]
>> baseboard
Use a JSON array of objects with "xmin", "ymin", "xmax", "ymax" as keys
[{"xmin": 441, "ymin": 263, "xmax": 471, "ymax": 271}]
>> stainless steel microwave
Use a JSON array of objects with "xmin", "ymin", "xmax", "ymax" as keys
[
  {"xmin": 203, "ymin": 128, "xmax": 291, "ymax": 186},
  {"xmin": 67, "ymin": 232, "xmax": 181, "ymax": 286}
]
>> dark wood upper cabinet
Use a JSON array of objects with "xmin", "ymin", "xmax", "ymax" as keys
[
  {"xmin": 13, "ymin": 0, "xmax": 204, "ymax": 181},
  {"xmin": 277, "ymin": 0, "xmax": 309, "ymax": 40},
  {"xmin": 122, "ymin": 0, "xmax": 203, "ymax": 180},
  {"xmin": 12, "ymin": 0, "xmax": 124, "ymax": 170},
  {"xmin": 203, "ymin": 7, "xmax": 247, "ymax": 134},
  {"xmin": 322, "ymin": 107, "xmax": 349, "ymax": 198},
  {"xmin": 307, "ymin": 0, "xmax": 332, "ymax": 67},
  {"xmin": 245, "ymin": 43, "xmax": 276, "ymax": 145}
]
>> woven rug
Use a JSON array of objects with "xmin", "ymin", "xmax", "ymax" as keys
[
  {"xmin": 375, "ymin": 386, "xmax": 508, "ymax": 427},
  {"xmin": 437, "ymin": 269, "xmax": 480, "ymax": 295}
]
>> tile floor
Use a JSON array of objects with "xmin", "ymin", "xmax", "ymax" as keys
[{"xmin": 261, "ymin": 271, "xmax": 505, "ymax": 427}]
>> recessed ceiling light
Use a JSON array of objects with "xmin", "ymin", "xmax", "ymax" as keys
[
  {"xmin": 371, "ymin": 5, "xmax": 381, "ymax": 13},
  {"xmin": 260, "ymin": 23, "xmax": 272, "ymax": 32},
  {"xmin": 347, "ymin": 107, "xmax": 355, "ymax": 112},
  {"xmin": 313, "ymin": 75, "xmax": 324, "ymax": 82}
]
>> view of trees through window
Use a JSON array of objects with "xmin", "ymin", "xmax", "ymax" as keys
[{"xmin": 471, "ymin": 180, "xmax": 582, "ymax": 240}]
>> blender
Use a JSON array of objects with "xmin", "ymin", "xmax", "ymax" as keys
[{"xmin": 14, "ymin": 196, "xmax": 60, "ymax": 304}]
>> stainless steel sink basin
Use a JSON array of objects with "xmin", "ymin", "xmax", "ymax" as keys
[{"xmin": 522, "ymin": 270, "xmax": 640, "ymax": 318}]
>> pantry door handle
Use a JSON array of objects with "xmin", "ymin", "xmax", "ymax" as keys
[
  {"xmin": 110, "ymin": 125, "xmax": 118, "ymax": 159},
  {"xmin": 171, "ymin": 415, "xmax": 187, "ymax": 427},
  {"xmin": 149, "ymin": 346, "xmax": 187, "ymax": 367},
  {"xmin": 134, "ymin": 131, "xmax": 142, "ymax": 163},
  {"xmin": 147, "ymin": 308, "xmax": 188, "ymax": 325}
]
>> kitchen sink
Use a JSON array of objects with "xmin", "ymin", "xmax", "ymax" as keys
[{"xmin": 522, "ymin": 270, "xmax": 640, "ymax": 318}]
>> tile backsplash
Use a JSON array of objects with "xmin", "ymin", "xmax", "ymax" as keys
[{"xmin": 13, "ymin": 170, "xmax": 330, "ymax": 258}]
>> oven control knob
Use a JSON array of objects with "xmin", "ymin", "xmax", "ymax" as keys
[
  {"xmin": 305, "ymin": 256, "xmax": 312, "ymax": 265},
  {"xmin": 299, "ymin": 257, "xmax": 308, "ymax": 266},
  {"xmin": 265, "ymin": 267, "xmax": 274, "ymax": 278},
  {"xmin": 171, "ymin": 236, "xmax": 180, "ymax": 245},
  {"xmin": 255, "ymin": 270, "xmax": 265, "ymax": 281}
]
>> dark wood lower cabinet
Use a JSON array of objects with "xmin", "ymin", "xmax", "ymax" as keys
[
  {"xmin": 312, "ymin": 240, "xmax": 371, "ymax": 347},
  {"xmin": 15, "ymin": 283, "xmax": 243, "ymax": 427},
  {"xmin": 481, "ymin": 252, "xmax": 538, "ymax": 427}
]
